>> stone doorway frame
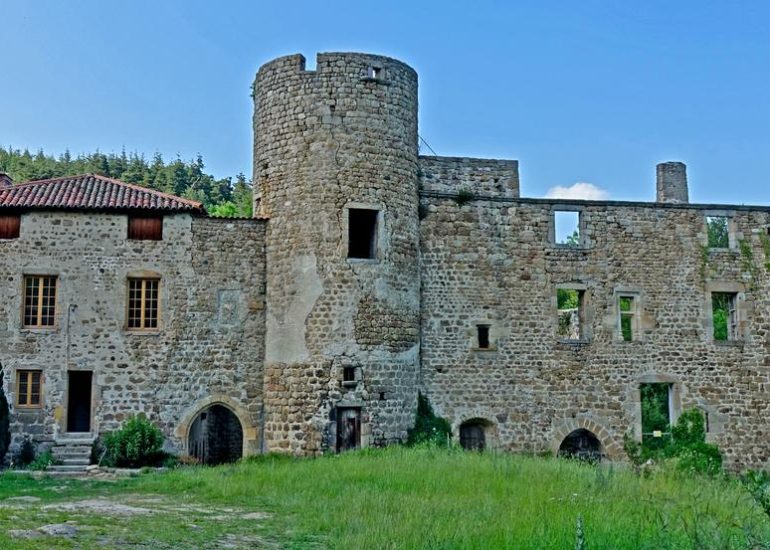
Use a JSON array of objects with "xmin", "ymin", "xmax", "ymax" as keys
[{"xmin": 176, "ymin": 395, "xmax": 257, "ymax": 459}]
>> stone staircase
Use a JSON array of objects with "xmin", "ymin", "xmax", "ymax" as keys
[{"xmin": 48, "ymin": 433, "xmax": 95, "ymax": 475}]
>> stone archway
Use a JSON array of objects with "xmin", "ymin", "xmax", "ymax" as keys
[
  {"xmin": 558, "ymin": 428, "xmax": 603, "ymax": 461},
  {"xmin": 550, "ymin": 418, "xmax": 622, "ymax": 459},
  {"xmin": 176, "ymin": 395, "xmax": 256, "ymax": 463},
  {"xmin": 188, "ymin": 404, "xmax": 243, "ymax": 465}
]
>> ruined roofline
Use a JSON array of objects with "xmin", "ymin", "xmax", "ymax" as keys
[{"xmin": 419, "ymin": 190, "xmax": 770, "ymax": 212}]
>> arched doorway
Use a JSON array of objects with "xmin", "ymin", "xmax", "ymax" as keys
[
  {"xmin": 558, "ymin": 429, "xmax": 603, "ymax": 461},
  {"xmin": 459, "ymin": 419, "xmax": 489, "ymax": 451},
  {"xmin": 188, "ymin": 404, "xmax": 243, "ymax": 465}
]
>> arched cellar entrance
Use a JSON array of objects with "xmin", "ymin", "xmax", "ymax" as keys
[
  {"xmin": 188, "ymin": 404, "xmax": 243, "ymax": 465},
  {"xmin": 459, "ymin": 419, "xmax": 491, "ymax": 451},
  {"xmin": 558, "ymin": 429, "xmax": 603, "ymax": 461}
]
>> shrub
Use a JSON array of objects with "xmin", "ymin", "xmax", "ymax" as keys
[
  {"xmin": 742, "ymin": 470, "xmax": 770, "ymax": 518},
  {"xmin": 407, "ymin": 393, "xmax": 451, "ymax": 446},
  {"xmin": 0, "ymin": 369, "xmax": 9, "ymax": 464},
  {"xmin": 102, "ymin": 414, "xmax": 166, "ymax": 468},
  {"xmin": 28, "ymin": 450, "xmax": 58, "ymax": 471},
  {"xmin": 675, "ymin": 442, "xmax": 722, "ymax": 476},
  {"xmin": 454, "ymin": 188, "xmax": 474, "ymax": 206}
]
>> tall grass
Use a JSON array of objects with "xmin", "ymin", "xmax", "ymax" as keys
[{"xmin": 124, "ymin": 446, "xmax": 769, "ymax": 549}]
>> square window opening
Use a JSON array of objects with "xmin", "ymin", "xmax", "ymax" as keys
[
  {"xmin": 476, "ymin": 324, "xmax": 491, "ymax": 349},
  {"xmin": 706, "ymin": 216, "xmax": 730, "ymax": 249},
  {"xmin": 557, "ymin": 288, "xmax": 584, "ymax": 340},
  {"xmin": 640, "ymin": 383, "xmax": 673, "ymax": 450},
  {"xmin": 619, "ymin": 295, "xmax": 637, "ymax": 342},
  {"xmin": 712, "ymin": 292, "xmax": 738, "ymax": 341},
  {"xmin": 16, "ymin": 370, "xmax": 41, "ymax": 407},
  {"xmin": 348, "ymin": 208, "xmax": 379, "ymax": 259},
  {"xmin": 0, "ymin": 215, "xmax": 21, "ymax": 239},
  {"xmin": 554, "ymin": 210, "xmax": 580, "ymax": 247},
  {"xmin": 128, "ymin": 216, "xmax": 163, "ymax": 241},
  {"xmin": 369, "ymin": 66, "xmax": 382, "ymax": 79}
]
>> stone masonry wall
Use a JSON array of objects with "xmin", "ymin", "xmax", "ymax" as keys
[
  {"xmin": 254, "ymin": 53, "xmax": 420, "ymax": 454},
  {"xmin": 419, "ymin": 192, "xmax": 770, "ymax": 469},
  {"xmin": 419, "ymin": 156, "xmax": 520, "ymax": 198},
  {"xmin": 0, "ymin": 212, "xmax": 265, "ymax": 456}
]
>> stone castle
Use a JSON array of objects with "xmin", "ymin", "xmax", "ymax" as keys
[{"xmin": 2, "ymin": 52, "xmax": 769, "ymax": 470}]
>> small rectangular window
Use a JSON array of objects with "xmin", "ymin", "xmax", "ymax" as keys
[
  {"xmin": 640, "ymin": 383, "xmax": 672, "ymax": 450},
  {"xmin": 127, "ymin": 278, "xmax": 160, "ymax": 330},
  {"xmin": 0, "ymin": 215, "xmax": 20, "ymax": 239},
  {"xmin": 16, "ymin": 370, "xmax": 42, "ymax": 407},
  {"xmin": 557, "ymin": 288, "xmax": 583, "ymax": 340},
  {"xmin": 619, "ymin": 296, "xmax": 636, "ymax": 342},
  {"xmin": 369, "ymin": 66, "xmax": 382, "ymax": 79},
  {"xmin": 348, "ymin": 209, "xmax": 379, "ymax": 259},
  {"xmin": 712, "ymin": 292, "xmax": 738, "ymax": 341},
  {"xmin": 554, "ymin": 210, "xmax": 580, "ymax": 247},
  {"xmin": 23, "ymin": 275, "xmax": 57, "ymax": 328},
  {"xmin": 706, "ymin": 216, "xmax": 729, "ymax": 249},
  {"xmin": 128, "ymin": 216, "xmax": 163, "ymax": 240},
  {"xmin": 343, "ymin": 366, "xmax": 356, "ymax": 383},
  {"xmin": 476, "ymin": 325, "xmax": 491, "ymax": 349}
]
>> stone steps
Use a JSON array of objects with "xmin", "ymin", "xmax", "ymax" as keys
[{"xmin": 48, "ymin": 433, "xmax": 96, "ymax": 474}]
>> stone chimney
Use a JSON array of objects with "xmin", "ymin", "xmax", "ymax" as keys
[
  {"xmin": 656, "ymin": 162, "xmax": 688, "ymax": 204},
  {"xmin": 0, "ymin": 172, "xmax": 12, "ymax": 188}
]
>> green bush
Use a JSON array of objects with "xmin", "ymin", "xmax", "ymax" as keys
[
  {"xmin": 0, "ymin": 369, "xmax": 9, "ymax": 464},
  {"xmin": 14, "ymin": 438, "xmax": 36, "ymax": 468},
  {"xmin": 28, "ymin": 450, "xmax": 58, "ymax": 471},
  {"xmin": 102, "ymin": 414, "xmax": 166, "ymax": 468},
  {"xmin": 407, "ymin": 394, "xmax": 452, "ymax": 446},
  {"xmin": 742, "ymin": 470, "xmax": 770, "ymax": 518}
]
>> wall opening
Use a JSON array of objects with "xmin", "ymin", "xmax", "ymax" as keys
[
  {"xmin": 558, "ymin": 429, "xmax": 602, "ymax": 461},
  {"xmin": 348, "ymin": 208, "xmax": 379, "ymax": 259},
  {"xmin": 188, "ymin": 404, "xmax": 243, "ymax": 465},
  {"xmin": 554, "ymin": 210, "xmax": 580, "ymax": 247},
  {"xmin": 618, "ymin": 295, "xmax": 638, "ymax": 342},
  {"xmin": 459, "ymin": 420, "xmax": 488, "ymax": 451},
  {"xmin": 706, "ymin": 216, "xmax": 729, "ymax": 249},
  {"xmin": 476, "ymin": 324, "xmax": 490, "ymax": 349},
  {"xmin": 712, "ymin": 292, "xmax": 738, "ymax": 341},
  {"xmin": 128, "ymin": 215, "xmax": 163, "ymax": 241},
  {"xmin": 557, "ymin": 288, "xmax": 584, "ymax": 340},
  {"xmin": 640, "ymin": 383, "xmax": 672, "ymax": 450},
  {"xmin": 0, "ymin": 215, "xmax": 20, "ymax": 239}
]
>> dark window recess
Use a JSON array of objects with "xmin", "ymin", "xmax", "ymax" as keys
[
  {"xmin": 128, "ymin": 216, "xmax": 163, "ymax": 240},
  {"xmin": 343, "ymin": 366, "xmax": 356, "ymax": 383},
  {"xmin": 348, "ymin": 209, "xmax": 378, "ymax": 259},
  {"xmin": 477, "ymin": 325, "xmax": 490, "ymax": 349},
  {"xmin": 0, "ymin": 215, "xmax": 20, "ymax": 239}
]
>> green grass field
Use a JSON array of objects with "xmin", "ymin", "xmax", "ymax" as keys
[{"xmin": 0, "ymin": 446, "xmax": 768, "ymax": 549}]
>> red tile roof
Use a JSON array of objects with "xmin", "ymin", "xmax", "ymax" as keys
[{"xmin": 0, "ymin": 174, "xmax": 205, "ymax": 213}]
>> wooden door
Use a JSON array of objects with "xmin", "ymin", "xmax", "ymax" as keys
[{"xmin": 336, "ymin": 408, "xmax": 361, "ymax": 452}]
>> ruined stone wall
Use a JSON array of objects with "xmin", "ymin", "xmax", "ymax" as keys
[
  {"xmin": 419, "ymin": 193, "xmax": 770, "ymax": 469},
  {"xmin": 254, "ymin": 53, "xmax": 420, "ymax": 454},
  {"xmin": 418, "ymin": 156, "xmax": 519, "ymax": 198},
  {"xmin": 0, "ymin": 212, "xmax": 265, "ymax": 456}
]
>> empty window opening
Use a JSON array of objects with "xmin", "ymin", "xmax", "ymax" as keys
[
  {"xmin": 640, "ymin": 383, "xmax": 672, "ymax": 450},
  {"xmin": 476, "ymin": 324, "xmax": 491, "ymax": 349},
  {"xmin": 342, "ymin": 366, "xmax": 357, "ymax": 385},
  {"xmin": 459, "ymin": 420, "xmax": 488, "ymax": 451},
  {"xmin": 706, "ymin": 216, "xmax": 729, "ymax": 249},
  {"xmin": 368, "ymin": 66, "xmax": 382, "ymax": 79},
  {"xmin": 336, "ymin": 407, "xmax": 361, "ymax": 452},
  {"xmin": 128, "ymin": 216, "xmax": 163, "ymax": 240},
  {"xmin": 348, "ymin": 208, "xmax": 379, "ymax": 259},
  {"xmin": 379, "ymin": 392, "xmax": 386, "ymax": 401},
  {"xmin": 23, "ymin": 275, "xmax": 57, "ymax": 328},
  {"xmin": 557, "ymin": 288, "xmax": 583, "ymax": 340},
  {"xmin": 558, "ymin": 429, "xmax": 602, "ymax": 462},
  {"xmin": 712, "ymin": 292, "xmax": 738, "ymax": 341},
  {"xmin": 619, "ymin": 295, "xmax": 637, "ymax": 342},
  {"xmin": 703, "ymin": 410, "xmax": 710, "ymax": 433},
  {"xmin": 554, "ymin": 210, "xmax": 580, "ymax": 247},
  {"xmin": 0, "ymin": 215, "xmax": 20, "ymax": 239},
  {"xmin": 16, "ymin": 370, "xmax": 41, "ymax": 408}
]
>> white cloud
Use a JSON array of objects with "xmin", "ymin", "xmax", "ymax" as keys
[{"xmin": 545, "ymin": 182, "xmax": 609, "ymax": 201}]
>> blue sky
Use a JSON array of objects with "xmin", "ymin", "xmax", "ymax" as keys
[{"xmin": 2, "ymin": 1, "xmax": 769, "ymax": 204}]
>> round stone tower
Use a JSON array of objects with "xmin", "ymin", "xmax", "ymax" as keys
[{"xmin": 253, "ymin": 52, "xmax": 420, "ymax": 454}]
